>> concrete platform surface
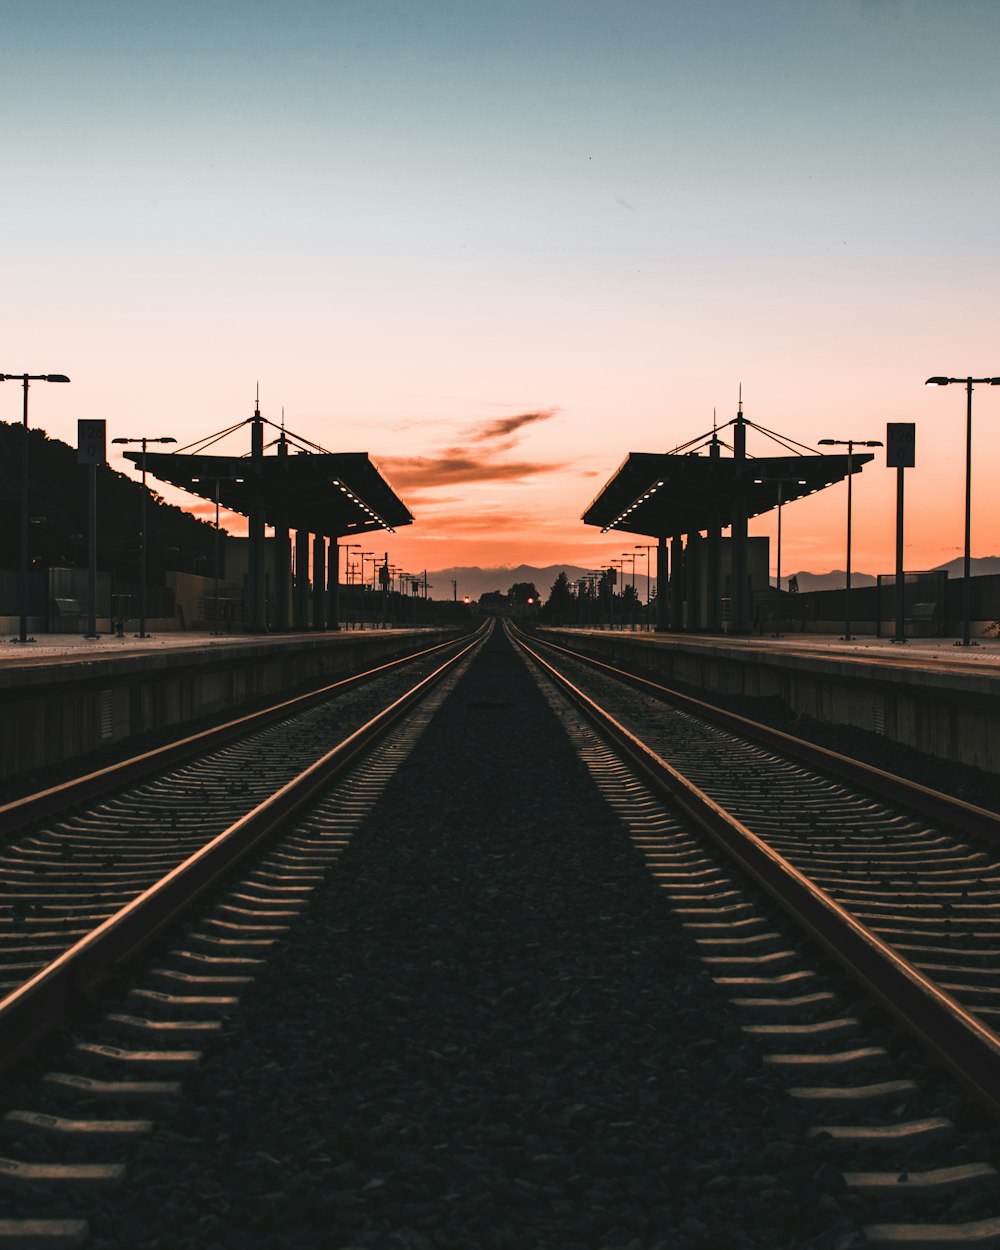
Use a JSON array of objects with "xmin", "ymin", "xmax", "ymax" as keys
[
  {"xmin": 567, "ymin": 628, "xmax": 1000, "ymax": 677},
  {"xmin": 0, "ymin": 627, "xmax": 401, "ymax": 669}
]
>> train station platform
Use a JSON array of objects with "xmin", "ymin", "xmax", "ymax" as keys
[
  {"xmin": 4, "ymin": 622, "xmax": 998, "ymax": 788},
  {"xmin": 0, "ymin": 626, "xmax": 395, "ymax": 671},
  {"xmin": 0, "ymin": 627, "xmax": 460, "ymax": 789},
  {"xmin": 538, "ymin": 626, "xmax": 1000, "ymax": 775}
]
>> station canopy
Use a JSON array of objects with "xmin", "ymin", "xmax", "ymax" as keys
[
  {"xmin": 583, "ymin": 436, "xmax": 875, "ymax": 538},
  {"xmin": 126, "ymin": 447, "xmax": 414, "ymax": 539}
]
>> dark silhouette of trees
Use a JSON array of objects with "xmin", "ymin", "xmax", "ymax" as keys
[
  {"xmin": 507, "ymin": 581, "xmax": 540, "ymax": 605},
  {"xmin": 0, "ymin": 421, "xmax": 217, "ymax": 577},
  {"xmin": 541, "ymin": 571, "xmax": 573, "ymax": 623}
]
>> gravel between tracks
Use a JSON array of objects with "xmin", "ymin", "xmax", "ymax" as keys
[{"xmin": 91, "ymin": 627, "xmax": 864, "ymax": 1250}]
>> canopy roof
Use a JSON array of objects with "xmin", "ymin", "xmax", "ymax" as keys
[
  {"xmin": 582, "ymin": 449, "xmax": 874, "ymax": 538},
  {"xmin": 128, "ymin": 449, "xmax": 414, "ymax": 538}
]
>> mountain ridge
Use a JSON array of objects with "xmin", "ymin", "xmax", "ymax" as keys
[{"xmin": 426, "ymin": 557, "xmax": 1000, "ymax": 601}]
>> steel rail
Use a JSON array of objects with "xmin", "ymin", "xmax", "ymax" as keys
[
  {"xmin": 0, "ymin": 627, "xmax": 480, "ymax": 840},
  {"xmin": 0, "ymin": 630, "xmax": 483, "ymax": 1075},
  {"xmin": 510, "ymin": 624, "xmax": 1000, "ymax": 1123},
  {"xmin": 527, "ymin": 626, "xmax": 1000, "ymax": 844}
]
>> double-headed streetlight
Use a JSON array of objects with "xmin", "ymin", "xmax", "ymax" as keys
[
  {"xmin": 926, "ymin": 376, "xmax": 1000, "ymax": 646},
  {"xmin": 818, "ymin": 438, "xmax": 882, "ymax": 641},
  {"xmin": 0, "ymin": 372, "xmax": 71, "ymax": 642},
  {"xmin": 112, "ymin": 435, "xmax": 176, "ymax": 638}
]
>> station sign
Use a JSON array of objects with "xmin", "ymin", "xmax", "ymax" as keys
[
  {"xmin": 77, "ymin": 419, "xmax": 107, "ymax": 465},
  {"xmin": 886, "ymin": 422, "xmax": 916, "ymax": 469}
]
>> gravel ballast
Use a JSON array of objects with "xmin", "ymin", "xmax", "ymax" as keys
[{"xmin": 91, "ymin": 626, "xmax": 867, "ymax": 1249}]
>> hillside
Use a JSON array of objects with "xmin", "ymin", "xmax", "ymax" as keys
[{"xmin": 0, "ymin": 421, "xmax": 217, "ymax": 577}]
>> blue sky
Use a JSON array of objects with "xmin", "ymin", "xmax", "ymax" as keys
[{"xmin": 3, "ymin": 1, "xmax": 999, "ymax": 574}]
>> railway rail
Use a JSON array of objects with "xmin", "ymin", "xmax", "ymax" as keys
[
  {"xmin": 3, "ymin": 618, "xmax": 1000, "ymax": 1245},
  {"xmin": 511, "ymin": 621, "xmax": 1000, "ymax": 1246},
  {"xmin": 0, "ymin": 624, "xmax": 483, "ymax": 1052}
]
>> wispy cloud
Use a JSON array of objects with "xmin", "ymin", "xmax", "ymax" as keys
[
  {"xmin": 465, "ymin": 409, "xmax": 558, "ymax": 443},
  {"xmin": 379, "ymin": 454, "xmax": 564, "ymax": 489},
  {"xmin": 407, "ymin": 507, "xmax": 551, "ymax": 537},
  {"xmin": 380, "ymin": 408, "xmax": 565, "ymax": 491}
]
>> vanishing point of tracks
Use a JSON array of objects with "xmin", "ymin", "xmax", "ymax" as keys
[{"xmin": 3, "ymin": 617, "xmax": 1000, "ymax": 1246}]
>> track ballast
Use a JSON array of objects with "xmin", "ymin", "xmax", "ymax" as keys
[{"xmin": 4, "ymin": 619, "xmax": 1000, "ymax": 1248}]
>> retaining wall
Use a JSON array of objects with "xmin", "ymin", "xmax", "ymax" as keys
[
  {"xmin": 0, "ymin": 629, "xmax": 459, "ymax": 785},
  {"xmin": 539, "ymin": 628, "xmax": 1000, "ymax": 774}
]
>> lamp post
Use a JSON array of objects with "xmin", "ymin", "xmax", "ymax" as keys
[
  {"xmin": 633, "ymin": 544, "xmax": 656, "ymax": 631},
  {"xmin": 360, "ymin": 551, "xmax": 375, "ymax": 628},
  {"xmin": 0, "ymin": 372, "xmax": 71, "ymax": 642},
  {"xmin": 611, "ymin": 559, "xmax": 627, "ymax": 629},
  {"xmin": 620, "ymin": 552, "xmax": 637, "ymax": 629},
  {"xmin": 818, "ymin": 438, "xmax": 882, "ymax": 641},
  {"xmin": 753, "ymin": 477, "xmax": 806, "ymax": 635},
  {"xmin": 925, "ymin": 376, "xmax": 1000, "ymax": 646},
  {"xmin": 111, "ymin": 435, "xmax": 176, "ymax": 638},
  {"xmin": 338, "ymin": 542, "xmax": 361, "ymax": 628}
]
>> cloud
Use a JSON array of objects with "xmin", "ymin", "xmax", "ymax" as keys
[
  {"xmin": 465, "ymin": 408, "xmax": 558, "ymax": 443},
  {"xmin": 380, "ymin": 454, "xmax": 565, "ymax": 489},
  {"xmin": 378, "ymin": 407, "xmax": 566, "ymax": 498},
  {"xmin": 412, "ymin": 508, "xmax": 550, "ymax": 537}
]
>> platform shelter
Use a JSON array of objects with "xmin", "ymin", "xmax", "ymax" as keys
[
  {"xmin": 125, "ymin": 404, "xmax": 413, "ymax": 631},
  {"xmin": 583, "ymin": 407, "xmax": 874, "ymax": 633}
]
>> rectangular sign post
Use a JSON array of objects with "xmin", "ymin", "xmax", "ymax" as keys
[
  {"xmin": 886, "ymin": 423, "xmax": 916, "ymax": 643},
  {"xmin": 78, "ymin": 420, "xmax": 107, "ymax": 637}
]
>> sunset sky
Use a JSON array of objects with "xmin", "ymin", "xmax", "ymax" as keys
[{"xmin": 3, "ymin": 1, "xmax": 998, "ymax": 585}]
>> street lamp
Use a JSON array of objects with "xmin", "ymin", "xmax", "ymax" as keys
[
  {"xmin": 620, "ymin": 552, "xmax": 637, "ymax": 629},
  {"xmin": 926, "ymin": 376, "xmax": 1000, "ymax": 646},
  {"xmin": 338, "ymin": 541, "xmax": 362, "ymax": 628},
  {"xmin": 0, "ymin": 372, "xmax": 71, "ymax": 642},
  {"xmin": 359, "ymin": 551, "xmax": 376, "ymax": 628},
  {"xmin": 818, "ymin": 438, "xmax": 882, "ymax": 641},
  {"xmin": 112, "ymin": 435, "xmax": 176, "ymax": 638},
  {"xmin": 611, "ymin": 559, "xmax": 627, "ymax": 629},
  {"xmin": 753, "ymin": 477, "xmax": 806, "ymax": 635},
  {"xmin": 633, "ymin": 544, "xmax": 656, "ymax": 631}
]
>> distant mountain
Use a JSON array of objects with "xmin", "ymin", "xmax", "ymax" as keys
[
  {"xmin": 930, "ymin": 555, "xmax": 1000, "ymax": 579},
  {"xmin": 786, "ymin": 556, "xmax": 1000, "ymax": 594},
  {"xmin": 432, "ymin": 556, "xmax": 1000, "ymax": 602}
]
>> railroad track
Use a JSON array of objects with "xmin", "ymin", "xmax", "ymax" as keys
[
  {"xmin": 6, "ymin": 616, "xmax": 1000, "ymax": 1246},
  {"xmin": 510, "ymin": 621, "xmax": 1000, "ymax": 1247},
  {"xmin": 0, "ymin": 626, "xmax": 485, "ymax": 1248}
]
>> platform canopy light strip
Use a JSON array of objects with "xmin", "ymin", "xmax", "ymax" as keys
[{"xmin": 130, "ymin": 450, "xmax": 411, "ymax": 540}]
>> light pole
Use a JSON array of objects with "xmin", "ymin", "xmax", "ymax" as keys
[
  {"xmin": 753, "ymin": 477, "xmax": 806, "ymax": 635},
  {"xmin": 633, "ymin": 544, "xmax": 656, "ymax": 631},
  {"xmin": 620, "ymin": 552, "xmax": 637, "ymax": 629},
  {"xmin": 818, "ymin": 438, "xmax": 882, "ymax": 641},
  {"xmin": 112, "ymin": 435, "xmax": 176, "ymax": 638},
  {"xmin": 926, "ymin": 376, "xmax": 1000, "ymax": 646},
  {"xmin": 338, "ymin": 542, "xmax": 361, "ymax": 628},
  {"xmin": 360, "ymin": 551, "xmax": 375, "ymax": 628},
  {"xmin": 0, "ymin": 372, "xmax": 71, "ymax": 642},
  {"xmin": 611, "ymin": 559, "xmax": 627, "ymax": 629}
]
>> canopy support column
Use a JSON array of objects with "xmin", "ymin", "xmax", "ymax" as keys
[
  {"xmin": 312, "ymin": 536, "xmax": 327, "ymax": 629},
  {"xmin": 294, "ymin": 529, "xmax": 310, "ymax": 629},
  {"xmin": 655, "ymin": 535, "xmax": 669, "ymax": 632},
  {"xmin": 328, "ymin": 540, "xmax": 341, "ymax": 630},
  {"xmin": 670, "ymin": 534, "xmax": 684, "ymax": 630}
]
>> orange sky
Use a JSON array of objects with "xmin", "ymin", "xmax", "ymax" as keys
[{"xmin": 3, "ymin": 3, "xmax": 998, "ymax": 585}]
